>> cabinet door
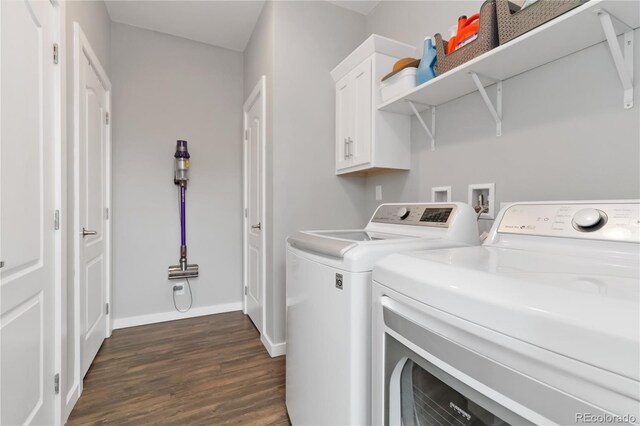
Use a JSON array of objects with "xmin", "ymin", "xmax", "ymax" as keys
[
  {"xmin": 350, "ymin": 58, "xmax": 372, "ymax": 167},
  {"xmin": 335, "ymin": 73, "xmax": 352, "ymax": 171}
]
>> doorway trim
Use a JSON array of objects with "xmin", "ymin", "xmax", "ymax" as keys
[
  {"xmin": 242, "ymin": 76, "xmax": 267, "ymax": 338},
  {"xmin": 53, "ymin": 0, "xmax": 65, "ymax": 423},
  {"xmin": 71, "ymin": 22, "xmax": 112, "ymax": 409}
]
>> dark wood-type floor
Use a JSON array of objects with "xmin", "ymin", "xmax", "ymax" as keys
[{"xmin": 67, "ymin": 312, "xmax": 289, "ymax": 425}]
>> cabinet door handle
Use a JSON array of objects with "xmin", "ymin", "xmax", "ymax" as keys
[
  {"xmin": 344, "ymin": 138, "xmax": 349, "ymax": 160},
  {"xmin": 347, "ymin": 137, "xmax": 353, "ymax": 158}
]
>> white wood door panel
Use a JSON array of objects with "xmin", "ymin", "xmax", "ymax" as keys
[
  {"xmin": 1, "ymin": 294, "xmax": 44, "ymax": 426},
  {"xmin": 1, "ymin": 0, "xmax": 45, "ymax": 275},
  {"xmin": 83, "ymin": 255, "xmax": 103, "ymax": 364},
  {"xmin": 85, "ymin": 255, "xmax": 103, "ymax": 334},
  {"xmin": 246, "ymin": 110, "xmax": 263, "ymax": 331},
  {"xmin": 0, "ymin": 0, "xmax": 57, "ymax": 424},
  {"xmin": 244, "ymin": 79, "xmax": 265, "ymax": 334},
  {"xmin": 248, "ymin": 246, "xmax": 260, "ymax": 302},
  {"xmin": 79, "ymin": 55, "xmax": 108, "ymax": 378},
  {"xmin": 85, "ymin": 87, "xmax": 105, "ymax": 245}
]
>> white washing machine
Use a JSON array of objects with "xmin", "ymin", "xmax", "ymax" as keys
[
  {"xmin": 372, "ymin": 201, "xmax": 640, "ymax": 426},
  {"xmin": 285, "ymin": 202, "xmax": 480, "ymax": 425}
]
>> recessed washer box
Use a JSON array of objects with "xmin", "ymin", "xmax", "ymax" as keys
[
  {"xmin": 431, "ymin": 186, "xmax": 451, "ymax": 203},
  {"xmin": 468, "ymin": 183, "xmax": 495, "ymax": 219}
]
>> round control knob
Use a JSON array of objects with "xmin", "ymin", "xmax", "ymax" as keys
[
  {"xmin": 397, "ymin": 207, "xmax": 410, "ymax": 220},
  {"xmin": 572, "ymin": 208, "xmax": 606, "ymax": 231}
]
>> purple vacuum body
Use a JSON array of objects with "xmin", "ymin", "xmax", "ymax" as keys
[{"xmin": 168, "ymin": 140, "xmax": 199, "ymax": 279}]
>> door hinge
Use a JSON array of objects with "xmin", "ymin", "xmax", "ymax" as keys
[
  {"xmin": 53, "ymin": 44, "xmax": 59, "ymax": 64},
  {"xmin": 244, "ymin": 129, "xmax": 249, "ymax": 140},
  {"xmin": 244, "ymin": 286, "xmax": 247, "ymax": 296},
  {"xmin": 54, "ymin": 210, "xmax": 60, "ymax": 230},
  {"xmin": 106, "ymin": 303, "xmax": 109, "ymax": 315},
  {"xmin": 105, "ymin": 112, "xmax": 109, "ymax": 125},
  {"xmin": 105, "ymin": 207, "xmax": 109, "ymax": 220},
  {"xmin": 54, "ymin": 373, "xmax": 60, "ymax": 394},
  {"xmin": 244, "ymin": 208, "xmax": 247, "ymax": 218}
]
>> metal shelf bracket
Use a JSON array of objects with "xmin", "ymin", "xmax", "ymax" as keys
[
  {"xmin": 469, "ymin": 71, "xmax": 502, "ymax": 136},
  {"xmin": 597, "ymin": 9, "xmax": 634, "ymax": 109},
  {"xmin": 406, "ymin": 100, "xmax": 436, "ymax": 151}
]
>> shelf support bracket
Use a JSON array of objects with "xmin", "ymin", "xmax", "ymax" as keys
[
  {"xmin": 407, "ymin": 100, "xmax": 436, "ymax": 151},
  {"xmin": 469, "ymin": 72, "xmax": 502, "ymax": 136},
  {"xmin": 597, "ymin": 9, "xmax": 634, "ymax": 109}
]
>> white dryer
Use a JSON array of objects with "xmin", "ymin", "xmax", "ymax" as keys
[
  {"xmin": 372, "ymin": 201, "xmax": 640, "ymax": 426},
  {"xmin": 286, "ymin": 202, "xmax": 480, "ymax": 425}
]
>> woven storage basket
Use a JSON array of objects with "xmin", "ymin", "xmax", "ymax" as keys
[
  {"xmin": 496, "ymin": 0, "xmax": 588, "ymax": 45},
  {"xmin": 434, "ymin": 0, "xmax": 499, "ymax": 76}
]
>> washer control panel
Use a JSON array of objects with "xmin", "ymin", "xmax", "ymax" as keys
[
  {"xmin": 498, "ymin": 203, "xmax": 640, "ymax": 242},
  {"xmin": 372, "ymin": 204, "xmax": 457, "ymax": 227}
]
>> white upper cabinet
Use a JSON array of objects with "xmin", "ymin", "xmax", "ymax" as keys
[
  {"xmin": 335, "ymin": 71, "xmax": 353, "ymax": 171},
  {"xmin": 331, "ymin": 35, "xmax": 416, "ymax": 175},
  {"xmin": 336, "ymin": 58, "xmax": 372, "ymax": 170}
]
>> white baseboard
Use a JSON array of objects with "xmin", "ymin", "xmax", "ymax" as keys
[
  {"xmin": 261, "ymin": 332, "xmax": 286, "ymax": 357},
  {"xmin": 112, "ymin": 302, "xmax": 243, "ymax": 330},
  {"xmin": 62, "ymin": 381, "xmax": 81, "ymax": 425}
]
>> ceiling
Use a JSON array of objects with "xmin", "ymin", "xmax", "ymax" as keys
[
  {"xmin": 327, "ymin": 1, "xmax": 381, "ymax": 15},
  {"xmin": 105, "ymin": 1, "xmax": 380, "ymax": 53},
  {"xmin": 104, "ymin": 1, "xmax": 266, "ymax": 52}
]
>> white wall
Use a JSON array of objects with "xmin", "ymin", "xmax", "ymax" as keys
[
  {"xmin": 110, "ymin": 23, "xmax": 244, "ymax": 324},
  {"xmin": 66, "ymin": 0, "xmax": 111, "ymax": 73},
  {"xmin": 244, "ymin": 1, "xmax": 369, "ymax": 346},
  {"xmin": 364, "ymin": 1, "xmax": 640, "ymax": 233},
  {"xmin": 244, "ymin": 2, "xmax": 272, "ymax": 99},
  {"xmin": 63, "ymin": 0, "xmax": 111, "ymax": 420},
  {"xmin": 243, "ymin": 2, "xmax": 278, "ymax": 343},
  {"xmin": 269, "ymin": 1, "xmax": 369, "ymax": 343},
  {"xmin": 366, "ymin": 0, "xmax": 481, "ymax": 59}
]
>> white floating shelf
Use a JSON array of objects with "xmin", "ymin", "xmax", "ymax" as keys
[{"xmin": 378, "ymin": 0, "xmax": 639, "ymax": 116}]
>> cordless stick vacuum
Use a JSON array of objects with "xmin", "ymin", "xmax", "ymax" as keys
[{"xmin": 168, "ymin": 140, "xmax": 199, "ymax": 279}]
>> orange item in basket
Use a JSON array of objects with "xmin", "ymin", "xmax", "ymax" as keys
[{"xmin": 446, "ymin": 13, "xmax": 480, "ymax": 54}]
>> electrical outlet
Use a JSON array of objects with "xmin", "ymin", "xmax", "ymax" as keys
[
  {"xmin": 375, "ymin": 185, "xmax": 382, "ymax": 201},
  {"xmin": 431, "ymin": 186, "xmax": 451, "ymax": 202},
  {"xmin": 468, "ymin": 183, "xmax": 496, "ymax": 219},
  {"xmin": 173, "ymin": 283, "xmax": 185, "ymax": 296}
]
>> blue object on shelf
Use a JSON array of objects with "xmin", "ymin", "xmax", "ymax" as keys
[{"xmin": 416, "ymin": 37, "xmax": 437, "ymax": 85}]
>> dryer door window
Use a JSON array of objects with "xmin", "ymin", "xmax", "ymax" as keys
[{"xmin": 400, "ymin": 359, "xmax": 510, "ymax": 426}]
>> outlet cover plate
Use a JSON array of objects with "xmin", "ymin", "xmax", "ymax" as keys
[{"xmin": 173, "ymin": 283, "xmax": 185, "ymax": 296}]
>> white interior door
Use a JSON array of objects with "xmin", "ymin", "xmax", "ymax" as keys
[
  {"xmin": 243, "ymin": 77, "xmax": 265, "ymax": 333},
  {"xmin": 78, "ymin": 53, "xmax": 108, "ymax": 378},
  {"xmin": 0, "ymin": 0, "xmax": 57, "ymax": 424}
]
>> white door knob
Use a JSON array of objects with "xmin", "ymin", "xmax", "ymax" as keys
[{"xmin": 572, "ymin": 208, "xmax": 605, "ymax": 230}]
